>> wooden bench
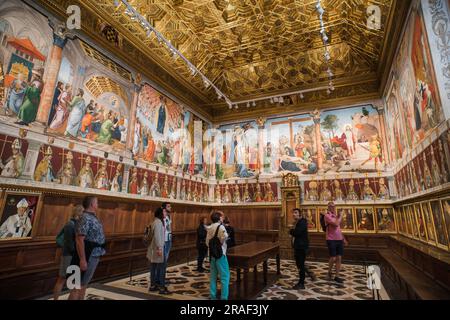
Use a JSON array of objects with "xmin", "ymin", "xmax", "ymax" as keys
[{"xmin": 378, "ymin": 249, "xmax": 450, "ymax": 300}]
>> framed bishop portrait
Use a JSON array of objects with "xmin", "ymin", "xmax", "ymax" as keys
[{"xmin": 0, "ymin": 191, "xmax": 41, "ymax": 240}]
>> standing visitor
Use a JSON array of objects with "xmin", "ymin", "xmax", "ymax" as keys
[
  {"xmin": 206, "ymin": 211, "xmax": 230, "ymax": 300},
  {"xmin": 223, "ymin": 217, "xmax": 235, "ymax": 248},
  {"xmin": 324, "ymin": 202, "xmax": 347, "ymax": 283},
  {"xmin": 161, "ymin": 202, "xmax": 172, "ymax": 293},
  {"xmin": 196, "ymin": 217, "xmax": 209, "ymax": 272},
  {"xmin": 69, "ymin": 196, "xmax": 106, "ymax": 300},
  {"xmin": 289, "ymin": 208, "xmax": 309, "ymax": 289},
  {"xmin": 53, "ymin": 205, "xmax": 84, "ymax": 300},
  {"xmin": 147, "ymin": 207, "xmax": 170, "ymax": 294}
]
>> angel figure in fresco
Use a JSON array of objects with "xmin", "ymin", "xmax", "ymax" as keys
[
  {"xmin": 362, "ymin": 179, "xmax": 376, "ymax": 200},
  {"xmin": 215, "ymin": 184, "xmax": 222, "ymax": 203},
  {"xmin": 110, "ymin": 163, "xmax": 123, "ymax": 192},
  {"xmin": 243, "ymin": 184, "xmax": 252, "ymax": 202},
  {"xmin": 377, "ymin": 178, "xmax": 390, "ymax": 200},
  {"xmin": 34, "ymin": 146, "xmax": 56, "ymax": 182},
  {"xmin": 57, "ymin": 151, "xmax": 77, "ymax": 186},
  {"xmin": 0, "ymin": 139, "xmax": 24, "ymax": 178},
  {"xmin": 65, "ymin": 89, "xmax": 87, "ymax": 138},
  {"xmin": 347, "ymin": 179, "xmax": 359, "ymax": 201},
  {"xmin": 140, "ymin": 171, "xmax": 149, "ymax": 196},
  {"xmin": 128, "ymin": 167, "xmax": 139, "ymax": 194},
  {"xmin": 320, "ymin": 181, "xmax": 332, "ymax": 202},
  {"xmin": 49, "ymin": 84, "xmax": 72, "ymax": 130},
  {"xmin": 264, "ymin": 182, "xmax": 275, "ymax": 202},
  {"xmin": 232, "ymin": 184, "xmax": 241, "ymax": 203},
  {"xmin": 76, "ymin": 156, "xmax": 94, "ymax": 188},
  {"xmin": 307, "ymin": 181, "xmax": 319, "ymax": 201},
  {"xmin": 180, "ymin": 179, "xmax": 186, "ymax": 200},
  {"xmin": 333, "ymin": 180, "xmax": 344, "ymax": 201},
  {"xmin": 0, "ymin": 198, "xmax": 32, "ymax": 239},
  {"xmin": 150, "ymin": 172, "xmax": 161, "ymax": 197},
  {"xmin": 161, "ymin": 175, "xmax": 169, "ymax": 198},
  {"xmin": 94, "ymin": 160, "xmax": 110, "ymax": 190}
]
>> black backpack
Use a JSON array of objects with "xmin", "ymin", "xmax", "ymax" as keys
[
  {"xmin": 320, "ymin": 213, "xmax": 327, "ymax": 232},
  {"xmin": 209, "ymin": 225, "xmax": 223, "ymax": 259}
]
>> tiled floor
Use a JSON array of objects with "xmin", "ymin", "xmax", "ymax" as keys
[{"xmin": 97, "ymin": 260, "xmax": 389, "ymax": 300}]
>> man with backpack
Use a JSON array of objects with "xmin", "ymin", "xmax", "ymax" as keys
[
  {"xmin": 322, "ymin": 201, "xmax": 347, "ymax": 284},
  {"xmin": 206, "ymin": 211, "xmax": 229, "ymax": 300},
  {"xmin": 53, "ymin": 204, "xmax": 84, "ymax": 300}
]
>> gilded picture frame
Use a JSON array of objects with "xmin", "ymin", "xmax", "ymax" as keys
[
  {"xmin": 337, "ymin": 207, "xmax": 355, "ymax": 233},
  {"xmin": 440, "ymin": 197, "xmax": 450, "ymax": 251},
  {"xmin": 317, "ymin": 206, "xmax": 328, "ymax": 233},
  {"xmin": 413, "ymin": 203, "xmax": 428, "ymax": 243},
  {"xmin": 300, "ymin": 207, "xmax": 318, "ymax": 232},
  {"xmin": 375, "ymin": 206, "xmax": 396, "ymax": 234},
  {"xmin": 355, "ymin": 207, "xmax": 376, "ymax": 233},
  {"xmin": 429, "ymin": 200, "xmax": 449, "ymax": 250},
  {"xmin": 405, "ymin": 205, "xmax": 419, "ymax": 240},
  {"xmin": 0, "ymin": 191, "xmax": 42, "ymax": 241},
  {"xmin": 420, "ymin": 202, "xmax": 437, "ymax": 246}
]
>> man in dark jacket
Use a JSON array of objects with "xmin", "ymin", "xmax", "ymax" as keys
[
  {"xmin": 289, "ymin": 208, "xmax": 309, "ymax": 289},
  {"xmin": 196, "ymin": 217, "xmax": 208, "ymax": 272}
]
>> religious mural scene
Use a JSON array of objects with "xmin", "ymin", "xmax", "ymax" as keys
[
  {"xmin": 0, "ymin": 0, "xmax": 449, "ymax": 302},
  {"xmin": 384, "ymin": 2, "xmax": 444, "ymax": 164}
]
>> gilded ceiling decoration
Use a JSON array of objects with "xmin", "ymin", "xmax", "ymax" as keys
[{"xmin": 35, "ymin": 0, "xmax": 411, "ymax": 121}]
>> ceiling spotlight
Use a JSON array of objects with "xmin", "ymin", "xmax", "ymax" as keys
[
  {"xmin": 269, "ymin": 97, "xmax": 274, "ymax": 104},
  {"xmin": 324, "ymin": 51, "xmax": 330, "ymax": 61},
  {"xmin": 252, "ymin": 101, "xmax": 256, "ymax": 107},
  {"xmin": 228, "ymin": 104, "xmax": 233, "ymax": 110},
  {"xmin": 327, "ymin": 69, "xmax": 334, "ymax": 77},
  {"xmin": 246, "ymin": 102, "xmax": 250, "ymax": 108},
  {"xmin": 279, "ymin": 96, "xmax": 284, "ymax": 104},
  {"xmin": 190, "ymin": 67, "xmax": 197, "ymax": 76},
  {"xmin": 329, "ymin": 82, "xmax": 335, "ymax": 91},
  {"xmin": 327, "ymin": 88, "xmax": 331, "ymax": 95},
  {"xmin": 273, "ymin": 97, "xmax": 279, "ymax": 103},
  {"xmin": 299, "ymin": 93, "xmax": 304, "ymax": 99},
  {"xmin": 203, "ymin": 78, "xmax": 210, "ymax": 88},
  {"xmin": 146, "ymin": 28, "xmax": 152, "ymax": 37},
  {"xmin": 234, "ymin": 104, "xmax": 239, "ymax": 109},
  {"xmin": 322, "ymin": 34, "xmax": 328, "ymax": 43}
]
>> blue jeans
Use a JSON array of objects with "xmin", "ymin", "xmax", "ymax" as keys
[
  {"xmin": 210, "ymin": 255, "xmax": 230, "ymax": 300},
  {"xmin": 160, "ymin": 240, "xmax": 171, "ymax": 285},
  {"xmin": 150, "ymin": 262, "xmax": 165, "ymax": 287}
]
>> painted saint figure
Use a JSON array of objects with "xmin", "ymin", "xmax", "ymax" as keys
[
  {"xmin": 57, "ymin": 151, "xmax": 77, "ymax": 186},
  {"xmin": 128, "ymin": 167, "xmax": 139, "ymax": 194},
  {"xmin": 319, "ymin": 181, "xmax": 332, "ymax": 202},
  {"xmin": 232, "ymin": 184, "xmax": 241, "ymax": 203},
  {"xmin": 49, "ymin": 84, "xmax": 72, "ymax": 129},
  {"xmin": 16, "ymin": 69, "xmax": 43, "ymax": 125},
  {"xmin": 0, "ymin": 139, "xmax": 24, "ymax": 178},
  {"xmin": 0, "ymin": 198, "xmax": 32, "ymax": 239},
  {"xmin": 94, "ymin": 160, "xmax": 109, "ymax": 190},
  {"xmin": 65, "ymin": 89, "xmax": 87, "ymax": 138},
  {"xmin": 140, "ymin": 171, "xmax": 149, "ymax": 196},
  {"xmin": 378, "ymin": 178, "xmax": 390, "ymax": 200},
  {"xmin": 76, "ymin": 156, "xmax": 94, "ymax": 188},
  {"xmin": 110, "ymin": 163, "xmax": 123, "ymax": 192},
  {"xmin": 347, "ymin": 179, "xmax": 359, "ymax": 201},
  {"xmin": 307, "ymin": 181, "xmax": 319, "ymax": 201},
  {"xmin": 264, "ymin": 182, "xmax": 275, "ymax": 202},
  {"xmin": 362, "ymin": 179, "xmax": 376, "ymax": 200},
  {"xmin": 34, "ymin": 146, "xmax": 55, "ymax": 182},
  {"xmin": 149, "ymin": 172, "xmax": 161, "ymax": 197}
]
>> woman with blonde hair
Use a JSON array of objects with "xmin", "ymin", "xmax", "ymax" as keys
[{"xmin": 53, "ymin": 204, "xmax": 84, "ymax": 300}]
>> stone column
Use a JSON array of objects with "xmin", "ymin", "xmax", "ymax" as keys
[
  {"xmin": 374, "ymin": 100, "xmax": 389, "ymax": 169},
  {"xmin": 256, "ymin": 117, "xmax": 266, "ymax": 174},
  {"xmin": 122, "ymin": 164, "xmax": 131, "ymax": 194},
  {"xmin": 36, "ymin": 24, "xmax": 70, "ymax": 124},
  {"xmin": 126, "ymin": 75, "xmax": 142, "ymax": 153},
  {"xmin": 21, "ymin": 140, "xmax": 42, "ymax": 180},
  {"xmin": 311, "ymin": 109, "xmax": 323, "ymax": 172}
]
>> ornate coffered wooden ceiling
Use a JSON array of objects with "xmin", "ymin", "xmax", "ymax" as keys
[{"xmin": 34, "ymin": 0, "xmax": 411, "ymax": 122}]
